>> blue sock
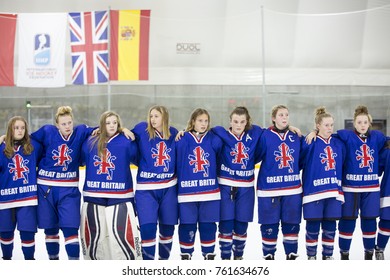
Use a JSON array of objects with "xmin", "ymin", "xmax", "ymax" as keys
[
  {"xmin": 377, "ymin": 219, "xmax": 390, "ymax": 250},
  {"xmin": 218, "ymin": 220, "xmax": 234, "ymax": 259},
  {"xmin": 305, "ymin": 220, "xmax": 320, "ymax": 257},
  {"xmin": 260, "ymin": 223, "xmax": 279, "ymax": 257},
  {"xmin": 361, "ymin": 218, "xmax": 376, "ymax": 251},
  {"xmin": 232, "ymin": 220, "xmax": 248, "ymax": 258},
  {"xmin": 20, "ymin": 231, "xmax": 35, "ymax": 260},
  {"xmin": 322, "ymin": 220, "xmax": 336, "ymax": 257},
  {"xmin": 338, "ymin": 219, "xmax": 356, "ymax": 252},
  {"xmin": 140, "ymin": 223, "xmax": 157, "ymax": 260},
  {"xmin": 62, "ymin": 227, "xmax": 80, "ymax": 260},
  {"xmin": 179, "ymin": 223, "xmax": 197, "ymax": 256},
  {"xmin": 0, "ymin": 231, "xmax": 14, "ymax": 260},
  {"xmin": 282, "ymin": 222, "xmax": 300, "ymax": 255},
  {"xmin": 45, "ymin": 228, "xmax": 60, "ymax": 259},
  {"xmin": 158, "ymin": 224, "xmax": 175, "ymax": 260},
  {"xmin": 199, "ymin": 222, "xmax": 217, "ymax": 257}
]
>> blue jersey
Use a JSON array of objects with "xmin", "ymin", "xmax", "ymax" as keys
[
  {"xmin": 176, "ymin": 131, "xmax": 223, "ymax": 203},
  {"xmin": 81, "ymin": 133, "xmax": 138, "ymax": 200},
  {"xmin": 31, "ymin": 124, "xmax": 95, "ymax": 187},
  {"xmin": 379, "ymin": 138, "xmax": 390, "ymax": 209},
  {"xmin": 337, "ymin": 129, "xmax": 386, "ymax": 193},
  {"xmin": 300, "ymin": 135, "xmax": 345, "ymax": 204},
  {"xmin": 0, "ymin": 140, "xmax": 42, "ymax": 209},
  {"xmin": 256, "ymin": 128, "xmax": 302, "ymax": 197},
  {"xmin": 132, "ymin": 122, "xmax": 178, "ymax": 190},
  {"xmin": 212, "ymin": 125, "xmax": 263, "ymax": 187}
]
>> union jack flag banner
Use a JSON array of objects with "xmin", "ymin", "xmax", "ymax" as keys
[{"xmin": 68, "ymin": 11, "xmax": 109, "ymax": 85}]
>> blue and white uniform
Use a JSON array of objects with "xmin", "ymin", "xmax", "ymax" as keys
[
  {"xmin": 132, "ymin": 122, "xmax": 178, "ymax": 260},
  {"xmin": 300, "ymin": 135, "xmax": 345, "ymax": 259},
  {"xmin": 81, "ymin": 133, "xmax": 138, "ymax": 203},
  {"xmin": 0, "ymin": 140, "xmax": 42, "ymax": 260},
  {"xmin": 176, "ymin": 130, "xmax": 223, "ymax": 258},
  {"xmin": 256, "ymin": 127, "xmax": 302, "ymax": 259},
  {"xmin": 336, "ymin": 129, "xmax": 386, "ymax": 256},
  {"xmin": 212, "ymin": 124, "xmax": 263, "ymax": 260}
]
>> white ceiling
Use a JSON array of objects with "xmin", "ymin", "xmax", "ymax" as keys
[{"xmin": 1, "ymin": 0, "xmax": 390, "ymax": 85}]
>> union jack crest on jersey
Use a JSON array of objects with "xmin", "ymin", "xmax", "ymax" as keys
[
  {"xmin": 355, "ymin": 144, "xmax": 374, "ymax": 172},
  {"xmin": 52, "ymin": 144, "xmax": 73, "ymax": 171},
  {"xmin": 320, "ymin": 146, "xmax": 337, "ymax": 171},
  {"xmin": 230, "ymin": 142, "xmax": 249, "ymax": 169},
  {"xmin": 151, "ymin": 141, "xmax": 171, "ymax": 172},
  {"xmin": 8, "ymin": 154, "xmax": 29, "ymax": 184},
  {"xmin": 274, "ymin": 142, "xmax": 294, "ymax": 173},
  {"xmin": 93, "ymin": 148, "xmax": 116, "ymax": 180},
  {"xmin": 188, "ymin": 146, "xmax": 210, "ymax": 177},
  {"xmin": 68, "ymin": 11, "xmax": 109, "ymax": 85}
]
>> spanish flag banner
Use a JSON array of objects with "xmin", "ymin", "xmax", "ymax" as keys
[{"xmin": 109, "ymin": 10, "xmax": 150, "ymax": 81}]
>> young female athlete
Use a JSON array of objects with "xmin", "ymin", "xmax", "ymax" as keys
[
  {"xmin": 31, "ymin": 106, "xmax": 97, "ymax": 260},
  {"xmin": 307, "ymin": 105, "xmax": 386, "ymax": 260},
  {"xmin": 132, "ymin": 105, "xmax": 178, "ymax": 260},
  {"xmin": 176, "ymin": 108, "xmax": 223, "ymax": 260},
  {"xmin": 211, "ymin": 106, "xmax": 263, "ymax": 260},
  {"xmin": 256, "ymin": 105, "xmax": 303, "ymax": 260},
  {"xmin": 0, "ymin": 116, "xmax": 42, "ymax": 260},
  {"xmin": 300, "ymin": 107, "xmax": 345, "ymax": 260},
  {"xmin": 80, "ymin": 111, "xmax": 140, "ymax": 260}
]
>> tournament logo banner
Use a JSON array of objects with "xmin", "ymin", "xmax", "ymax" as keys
[{"xmin": 17, "ymin": 13, "xmax": 66, "ymax": 88}]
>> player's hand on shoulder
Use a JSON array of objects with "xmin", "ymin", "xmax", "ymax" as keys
[
  {"xmin": 305, "ymin": 130, "xmax": 317, "ymax": 144},
  {"xmin": 175, "ymin": 130, "xmax": 185, "ymax": 141},
  {"xmin": 122, "ymin": 128, "xmax": 135, "ymax": 141},
  {"xmin": 289, "ymin": 125, "xmax": 302, "ymax": 137}
]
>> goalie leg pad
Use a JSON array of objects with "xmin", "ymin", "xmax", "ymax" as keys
[
  {"xmin": 105, "ymin": 202, "xmax": 142, "ymax": 260},
  {"xmin": 80, "ymin": 202, "xmax": 110, "ymax": 260}
]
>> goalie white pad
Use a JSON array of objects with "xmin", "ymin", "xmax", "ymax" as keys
[{"xmin": 80, "ymin": 202, "xmax": 142, "ymax": 260}]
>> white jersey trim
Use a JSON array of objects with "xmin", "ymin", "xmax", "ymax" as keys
[
  {"xmin": 0, "ymin": 200, "xmax": 37, "ymax": 210},
  {"xmin": 38, "ymin": 178, "xmax": 79, "ymax": 187},
  {"xmin": 302, "ymin": 190, "xmax": 344, "ymax": 204},
  {"xmin": 178, "ymin": 192, "xmax": 221, "ymax": 203},
  {"xmin": 83, "ymin": 191, "xmax": 134, "ymax": 199},
  {"xmin": 218, "ymin": 177, "xmax": 254, "ymax": 187},
  {"xmin": 257, "ymin": 186, "xmax": 302, "ymax": 197},
  {"xmin": 380, "ymin": 197, "xmax": 390, "ymax": 208},
  {"xmin": 342, "ymin": 186, "xmax": 380, "ymax": 193},
  {"xmin": 136, "ymin": 178, "xmax": 177, "ymax": 190}
]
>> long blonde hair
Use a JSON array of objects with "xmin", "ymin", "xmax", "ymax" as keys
[
  {"xmin": 147, "ymin": 105, "xmax": 171, "ymax": 140},
  {"xmin": 90, "ymin": 111, "xmax": 123, "ymax": 157},
  {"xmin": 4, "ymin": 116, "xmax": 33, "ymax": 158}
]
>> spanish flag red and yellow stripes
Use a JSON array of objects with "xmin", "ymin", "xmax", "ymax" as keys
[{"xmin": 109, "ymin": 10, "xmax": 150, "ymax": 81}]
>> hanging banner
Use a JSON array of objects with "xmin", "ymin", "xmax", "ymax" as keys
[{"xmin": 17, "ymin": 13, "xmax": 66, "ymax": 88}]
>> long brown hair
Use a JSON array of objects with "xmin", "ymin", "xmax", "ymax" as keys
[
  {"xmin": 147, "ymin": 105, "xmax": 171, "ymax": 140},
  {"xmin": 4, "ymin": 116, "xmax": 33, "ymax": 158},
  {"xmin": 185, "ymin": 108, "xmax": 210, "ymax": 132},
  {"xmin": 90, "ymin": 111, "xmax": 123, "ymax": 157}
]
